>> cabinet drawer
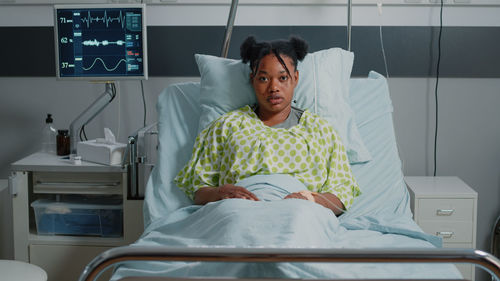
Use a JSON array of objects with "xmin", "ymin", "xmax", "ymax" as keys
[
  {"xmin": 417, "ymin": 198, "xmax": 473, "ymax": 221},
  {"xmin": 419, "ymin": 220, "xmax": 473, "ymax": 243},
  {"xmin": 33, "ymin": 172, "xmax": 122, "ymax": 195}
]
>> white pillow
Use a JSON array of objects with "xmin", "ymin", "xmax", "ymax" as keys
[{"xmin": 195, "ymin": 48, "xmax": 371, "ymax": 164}]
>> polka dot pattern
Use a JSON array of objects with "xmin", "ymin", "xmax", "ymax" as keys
[{"xmin": 175, "ymin": 105, "xmax": 361, "ymax": 210}]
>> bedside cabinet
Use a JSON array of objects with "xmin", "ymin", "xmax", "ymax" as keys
[
  {"xmin": 11, "ymin": 152, "xmax": 144, "ymax": 281},
  {"xmin": 405, "ymin": 176, "xmax": 477, "ymax": 281}
]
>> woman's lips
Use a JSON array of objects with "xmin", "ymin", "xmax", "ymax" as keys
[{"xmin": 267, "ymin": 95, "xmax": 283, "ymax": 105}]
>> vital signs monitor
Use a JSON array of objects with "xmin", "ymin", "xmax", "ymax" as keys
[{"xmin": 54, "ymin": 4, "xmax": 147, "ymax": 80}]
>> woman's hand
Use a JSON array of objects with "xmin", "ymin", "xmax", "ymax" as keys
[
  {"xmin": 284, "ymin": 191, "xmax": 310, "ymax": 201},
  {"xmin": 284, "ymin": 190, "xmax": 345, "ymax": 216},
  {"xmin": 312, "ymin": 192, "xmax": 345, "ymax": 216},
  {"xmin": 217, "ymin": 184, "xmax": 260, "ymax": 201},
  {"xmin": 194, "ymin": 184, "xmax": 259, "ymax": 205}
]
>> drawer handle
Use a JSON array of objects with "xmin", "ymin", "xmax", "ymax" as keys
[
  {"xmin": 436, "ymin": 231, "xmax": 454, "ymax": 238},
  {"xmin": 436, "ymin": 209, "xmax": 454, "ymax": 216},
  {"xmin": 35, "ymin": 181, "xmax": 120, "ymax": 188}
]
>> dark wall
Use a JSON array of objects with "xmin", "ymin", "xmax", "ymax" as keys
[{"xmin": 1, "ymin": 26, "xmax": 499, "ymax": 77}]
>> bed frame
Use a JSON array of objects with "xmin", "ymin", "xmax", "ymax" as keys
[
  {"xmin": 79, "ymin": 247, "xmax": 500, "ymax": 281},
  {"xmin": 116, "ymin": 2, "xmax": 499, "ymax": 281}
]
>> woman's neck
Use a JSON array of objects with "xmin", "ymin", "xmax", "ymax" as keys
[{"xmin": 257, "ymin": 106, "xmax": 292, "ymax": 127}]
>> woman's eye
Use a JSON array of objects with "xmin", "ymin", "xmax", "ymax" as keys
[
  {"xmin": 258, "ymin": 77, "xmax": 268, "ymax": 82},
  {"xmin": 280, "ymin": 76, "xmax": 289, "ymax": 81}
]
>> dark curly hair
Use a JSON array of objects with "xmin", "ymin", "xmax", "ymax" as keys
[{"xmin": 240, "ymin": 35, "xmax": 308, "ymax": 79}]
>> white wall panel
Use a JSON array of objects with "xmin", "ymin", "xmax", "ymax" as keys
[{"xmin": 1, "ymin": 4, "xmax": 500, "ymax": 26}]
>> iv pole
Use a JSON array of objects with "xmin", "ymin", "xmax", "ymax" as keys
[
  {"xmin": 347, "ymin": 0, "xmax": 352, "ymax": 51},
  {"xmin": 220, "ymin": 0, "xmax": 351, "ymax": 54},
  {"xmin": 69, "ymin": 82, "xmax": 116, "ymax": 154},
  {"xmin": 221, "ymin": 0, "xmax": 239, "ymax": 58}
]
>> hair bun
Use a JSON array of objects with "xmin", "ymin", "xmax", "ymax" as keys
[
  {"xmin": 290, "ymin": 36, "xmax": 308, "ymax": 61},
  {"xmin": 240, "ymin": 36, "xmax": 257, "ymax": 63}
]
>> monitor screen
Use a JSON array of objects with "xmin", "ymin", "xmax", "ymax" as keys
[{"xmin": 54, "ymin": 4, "xmax": 147, "ymax": 80}]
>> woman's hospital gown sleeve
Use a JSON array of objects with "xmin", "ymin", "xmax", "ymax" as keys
[
  {"xmin": 318, "ymin": 124, "xmax": 361, "ymax": 210},
  {"xmin": 174, "ymin": 116, "xmax": 233, "ymax": 199}
]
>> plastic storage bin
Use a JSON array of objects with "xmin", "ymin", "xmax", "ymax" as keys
[{"xmin": 31, "ymin": 198, "xmax": 123, "ymax": 237}]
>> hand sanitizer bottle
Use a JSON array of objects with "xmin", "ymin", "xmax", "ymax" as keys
[{"xmin": 41, "ymin": 113, "xmax": 57, "ymax": 154}]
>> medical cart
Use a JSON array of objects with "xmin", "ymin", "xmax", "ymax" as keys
[{"xmin": 10, "ymin": 152, "xmax": 143, "ymax": 281}]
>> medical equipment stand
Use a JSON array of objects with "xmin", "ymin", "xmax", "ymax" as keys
[{"xmin": 69, "ymin": 82, "xmax": 116, "ymax": 154}]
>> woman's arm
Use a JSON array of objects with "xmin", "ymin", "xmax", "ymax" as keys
[
  {"xmin": 194, "ymin": 184, "xmax": 260, "ymax": 205},
  {"xmin": 312, "ymin": 192, "xmax": 345, "ymax": 216},
  {"xmin": 284, "ymin": 191, "xmax": 345, "ymax": 216}
]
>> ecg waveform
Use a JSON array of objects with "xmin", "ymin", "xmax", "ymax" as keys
[
  {"xmin": 83, "ymin": 39, "xmax": 126, "ymax": 47},
  {"xmin": 82, "ymin": 57, "xmax": 127, "ymax": 72},
  {"xmin": 80, "ymin": 10, "xmax": 126, "ymax": 29}
]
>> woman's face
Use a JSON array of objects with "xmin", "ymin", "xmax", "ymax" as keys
[{"xmin": 251, "ymin": 54, "xmax": 299, "ymax": 116}]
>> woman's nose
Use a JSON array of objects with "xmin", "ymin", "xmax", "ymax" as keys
[{"xmin": 269, "ymin": 79, "xmax": 279, "ymax": 92}]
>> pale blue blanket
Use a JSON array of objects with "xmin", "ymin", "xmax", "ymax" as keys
[
  {"xmin": 112, "ymin": 175, "xmax": 460, "ymax": 280},
  {"xmin": 111, "ymin": 74, "xmax": 462, "ymax": 279}
]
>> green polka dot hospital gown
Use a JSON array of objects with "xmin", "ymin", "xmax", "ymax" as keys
[{"xmin": 175, "ymin": 105, "xmax": 361, "ymax": 210}]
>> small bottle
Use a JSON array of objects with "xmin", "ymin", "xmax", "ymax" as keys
[
  {"xmin": 57, "ymin": 129, "xmax": 70, "ymax": 156},
  {"xmin": 41, "ymin": 114, "xmax": 57, "ymax": 154}
]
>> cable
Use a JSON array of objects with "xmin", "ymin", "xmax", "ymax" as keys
[
  {"xmin": 141, "ymin": 80, "xmax": 147, "ymax": 127},
  {"xmin": 433, "ymin": 0, "xmax": 444, "ymax": 177},
  {"xmin": 377, "ymin": 3, "xmax": 389, "ymax": 79},
  {"xmin": 80, "ymin": 125, "xmax": 88, "ymax": 141},
  {"xmin": 110, "ymin": 82, "xmax": 117, "ymax": 102},
  {"xmin": 376, "ymin": 3, "xmax": 407, "ymax": 174},
  {"xmin": 114, "ymin": 82, "xmax": 121, "ymax": 141},
  {"xmin": 139, "ymin": 0, "xmax": 147, "ymax": 127},
  {"xmin": 379, "ymin": 26, "xmax": 389, "ymax": 79}
]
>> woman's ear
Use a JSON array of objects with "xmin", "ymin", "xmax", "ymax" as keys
[{"xmin": 293, "ymin": 70, "xmax": 299, "ymax": 86}]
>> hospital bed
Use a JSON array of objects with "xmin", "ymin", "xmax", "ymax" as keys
[
  {"xmin": 82, "ymin": 1, "xmax": 500, "ymax": 281},
  {"xmin": 80, "ymin": 71, "xmax": 500, "ymax": 281}
]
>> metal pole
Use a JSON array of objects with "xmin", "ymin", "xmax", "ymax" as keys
[
  {"xmin": 347, "ymin": 0, "xmax": 352, "ymax": 51},
  {"xmin": 220, "ymin": 0, "xmax": 239, "ymax": 58}
]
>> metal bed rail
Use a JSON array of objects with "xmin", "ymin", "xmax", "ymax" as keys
[{"xmin": 79, "ymin": 247, "xmax": 500, "ymax": 281}]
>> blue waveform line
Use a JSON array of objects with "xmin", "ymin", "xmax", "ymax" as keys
[
  {"xmin": 82, "ymin": 57, "xmax": 127, "ymax": 72},
  {"xmin": 83, "ymin": 39, "xmax": 126, "ymax": 47},
  {"xmin": 81, "ymin": 10, "xmax": 126, "ymax": 29}
]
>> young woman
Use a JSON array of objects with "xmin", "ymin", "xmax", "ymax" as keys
[{"xmin": 175, "ymin": 36, "xmax": 360, "ymax": 216}]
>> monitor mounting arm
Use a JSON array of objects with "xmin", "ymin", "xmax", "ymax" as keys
[{"xmin": 69, "ymin": 82, "xmax": 116, "ymax": 154}]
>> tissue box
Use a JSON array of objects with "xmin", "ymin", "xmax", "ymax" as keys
[{"xmin": 77, "ymin": 140, "xmax": 126, "ymax": 166}]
